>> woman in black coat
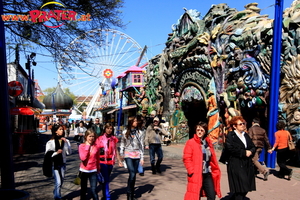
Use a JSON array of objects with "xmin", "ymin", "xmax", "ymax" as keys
[{"xmin": 226, "ymin": 116, "xmax": 256, "ymax": 200}]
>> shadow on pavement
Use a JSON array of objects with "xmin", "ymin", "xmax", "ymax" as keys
[
  {"xmin": 220, "ymin": 192, "xmax": 250, "ymax": 200},
  {"xmin": 135, "ymin": 184, "xmax": 155, "ymax": 198}
]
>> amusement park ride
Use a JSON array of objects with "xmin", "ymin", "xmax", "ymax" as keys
[{"xmin": 58, "ymin": 29, "xmax": 149, "ymax": 119}]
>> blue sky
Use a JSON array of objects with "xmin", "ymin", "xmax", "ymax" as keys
[{"xmin": 11, "ymin": 0, "xmax": 295, "ymax": 94}]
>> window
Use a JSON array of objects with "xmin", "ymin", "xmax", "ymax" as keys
[{"xmin": 133, "ymin": 74, "xmax": 141, "ymax": 83}]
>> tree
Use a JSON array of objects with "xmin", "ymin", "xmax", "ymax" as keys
[{"xmin": 3, "ymin": 0, "xmax": 125, "ymax": 74}]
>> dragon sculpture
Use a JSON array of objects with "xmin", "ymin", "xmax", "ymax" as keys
[{"xmin": 144, "ymin": 1, "xmax": 300, "ymax": 142}]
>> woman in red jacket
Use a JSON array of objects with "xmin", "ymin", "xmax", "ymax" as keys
[{"xmin": 183, "ymin": 121, "xmax": 221, "ymax": 200}]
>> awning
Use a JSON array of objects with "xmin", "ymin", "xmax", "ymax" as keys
[
  {"xmin": 39, "ymin": 109, "xmax": 71, "ymax": 116},
  {"xmin": 107, "ymin": 109, "xmax": 117, "ymax": 114},
  {"xmin": 121, "ymin": 104, "xmax": 137, "ymax": 110},
  {"xmin": 107, "ymin": 104, "xmax": 137, "ymax": 114},
  {"xmin": 10, "ymin": 106, "xmax": 41, "ymax": 115}
]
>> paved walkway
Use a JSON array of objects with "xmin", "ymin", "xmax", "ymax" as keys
[{"xmin": 7, "ymin": 131, "xmax": 300, "ymax": 199}]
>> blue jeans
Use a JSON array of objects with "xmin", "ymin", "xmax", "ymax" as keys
[
  {"xmin": 80, "ymin": 172, "xmax": 99, "ymax": 200},
  {"xmin": 125, "ymin": 158, "xmax": 140, "ymax": 194},
  {"xmin": 149, "ymin": 143, "xmax": 163, "ymax": 165},
  {"xmin": 53, "ymin": 164, "xmax": 66, "ymax": 199},
  {"xmin": 100, "ymin": 164, "xmax": 114, "ymax": 200}
]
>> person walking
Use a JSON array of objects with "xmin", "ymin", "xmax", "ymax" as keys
[
  {"xmin": 120, "ymin": 116, "xmax": 144, "ymax": 200},
  {"xmin": 248, "ymin": 117, "xmax": 272, "ymax": 181},
  {"xmin": 65, "ymin": 119, "xmax": 71, "ymax": 137},
  {"xmin": 74, "ymin": 121, "xmax": 87, "ymax": 144},
  {"xmin": 96, "ymin": 123, "xmax": 122, "ymax": 200},
  {"xmin": 45, "ymin": 124, "xmax": 72, "ymax": 200},
  {"xmin": 271, "ymin": 121, "xmax": 293, "ymax": 180},
  {"xmin": 145, "ymin": 116, "xmax": 167, "ymax": 174},
  {"xmin": 92, "ymin": 118, "xmax": 103, "ymax": 136},
  {"xmin": 145, "ymin": 110, "xmax": 156, "ymax": 127},
  {"xmin": 78, "ymin": 129, "xmax": 100, "ymax": 200},
  {"xmin": 86, "ymin": 118, "xmax": 94, "ymax": 129},
  {"xmin": 226, "ymin": 116, "xmax": 256, "ymax": 200},
  {"xmin": 183, "ymin": 121, "xmax": 222, "ymax": 200}
]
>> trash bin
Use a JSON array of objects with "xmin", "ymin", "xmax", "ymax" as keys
[{"xmin": 0, "ymin": 189, "xmax": 30, "ymax": 200}]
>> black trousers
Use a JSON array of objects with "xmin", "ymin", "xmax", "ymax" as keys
[
  {"xmin": 201, "ymin": 173, "xmax": 216, "ymax": 200},
  {"xmin": 277, "ymin": 147, "xmax": 292, "ymax": 176}
]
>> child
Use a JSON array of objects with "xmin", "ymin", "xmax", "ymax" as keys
[{"xmin": 79, "ymin": 129, "xmax": 100, "ymax": 200}]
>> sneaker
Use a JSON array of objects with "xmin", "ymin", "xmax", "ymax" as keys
[
  {"xmin": 263, "ymin": 171, "xmax": 269, "ymax": 181},
  {"xmin": 288, "ymin": 170, "xmax": 293, "ymax": 180}
]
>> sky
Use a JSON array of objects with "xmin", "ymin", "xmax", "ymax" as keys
[{"xmin": 8, "ymin": 0, "xmax": 295, "ymax": 95}]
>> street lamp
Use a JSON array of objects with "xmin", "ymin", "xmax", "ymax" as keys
[
  {"xmin": 52, "ymin": 93, "xmax": 56, "ymax": 121},
  {"xmin": 25, "ymin": 53, "xmax": 37, "ymax": 106}
]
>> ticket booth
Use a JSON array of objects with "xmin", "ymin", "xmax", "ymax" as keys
[{"xmin": 10, "ymin": 106, "xmax": 41, "ymax": 154}]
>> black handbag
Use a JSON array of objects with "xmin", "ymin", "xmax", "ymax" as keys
[
  {"xmin": 43, "ymin": 150, "xmax": 54, "ymax": 177},
  {"xmin": 219, "ymin": 145, "xmax": 230, "ymax": 164}
]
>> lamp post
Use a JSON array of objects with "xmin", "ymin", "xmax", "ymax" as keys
[
  {"xmin": 267, "ymin": 0, "xmax": 284, "ymax": 168},
  {"xmin": 0, "ymin": 0, "xmax": 15, "ymax": 189},
  {"xmin": 26, "ymin": 53, "xmax": 36, "ymax": 106},
  {"xmin": 117, "ymin": 91, "xmax": 123, "ymax": 136},
  {"xmin": 52, "ymin": 93, "xmax": 56, "ymax": 122}
]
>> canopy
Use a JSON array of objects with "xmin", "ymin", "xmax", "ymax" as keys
[{"xmin": 10, "ymin": 106, "xmax": 41, "ymax": 115}]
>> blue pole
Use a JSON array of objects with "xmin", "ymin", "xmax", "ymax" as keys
[
  {"xmin": 117, "ymin": 91, "xmax": 123, "ymax": 136},
  {"xmin": 0, "ymin": 0, "xmax": 15, "ymax": 188},
  {"xmin": 267, "ymin": 0, "xmax": 284, "ymax": 168}
]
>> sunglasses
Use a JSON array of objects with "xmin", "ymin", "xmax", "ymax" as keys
[
  {"xmin": 236, "ymin": 123, "xmax": 246, "ymax": 126},
  {"xmin": 196, "ymin": 129, "xmax": 205, "ymax": 132}
]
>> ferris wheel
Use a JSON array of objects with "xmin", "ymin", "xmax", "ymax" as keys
[{"xmin": 58, "ymin": 29, "xmax": 148, "ymax": 117}]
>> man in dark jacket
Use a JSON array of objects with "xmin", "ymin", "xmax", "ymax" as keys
[
  {"xmin": 91, "ymin": 118, "xmax": 103, "ymax": 136},
  {"xmin": 248, "ymin": 117, "xmax": 272, "ymax": 181}
]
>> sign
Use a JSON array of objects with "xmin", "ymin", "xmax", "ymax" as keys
[
  {"xmin": 8, "ymin": 81, "xmax": 23, "ymax": 97},
  {"xmin": 103, "ymin": 69, "xmax": 113, "ymax": 78},
  {"xmin": 1, "ymin": 1, "xmax": 91, "ymax": 28}
]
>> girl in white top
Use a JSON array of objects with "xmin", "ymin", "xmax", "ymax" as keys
[
  {"xmin": 45, "ymin": 124, "xmax": 72, "ymax": 200},
  {"xmin": 120, "ymin": 116, "xmax": 144, "ymax": 200}
]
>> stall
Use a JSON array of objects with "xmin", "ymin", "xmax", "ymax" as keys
[{"xmin": 10, "ymin": 106, "xmax": 41, "ymax": 154}]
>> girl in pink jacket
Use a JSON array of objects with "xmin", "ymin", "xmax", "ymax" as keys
[{"xmin": 79, "ymin": 129, "xmax": 100, "ymax": 200}]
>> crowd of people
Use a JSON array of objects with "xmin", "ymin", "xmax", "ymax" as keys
[
  {"xmin": 44, "ymin": 113, "xmax": 296, "ymax": 200},
  {"xmin": 182, "ymin": 116, "xmax": 296, "ymax": 200}
]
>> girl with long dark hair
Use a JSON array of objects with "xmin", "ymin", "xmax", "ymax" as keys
[
  {"xmin": 45, "ymin": 124, "xmax": 72, "ymax": 200},
  {"xmin": 96, "ymin": 123, "xmax": 122, "ymax": 200},
  {"xmin": 120, "ymin": 116, "xmax": 144, "ymax": 200}
]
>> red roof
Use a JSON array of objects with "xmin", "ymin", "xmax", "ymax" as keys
[
  {"xmin": 116, "ymin": 72, "xmax": 126, "ymax": 79},
  {"xmin": 117, "ymin": 65, "xmax": 145, "ymax": 79},
  {"xmin": 125, "ymin": 65, "xmax": 144, "ymax": 73}
]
